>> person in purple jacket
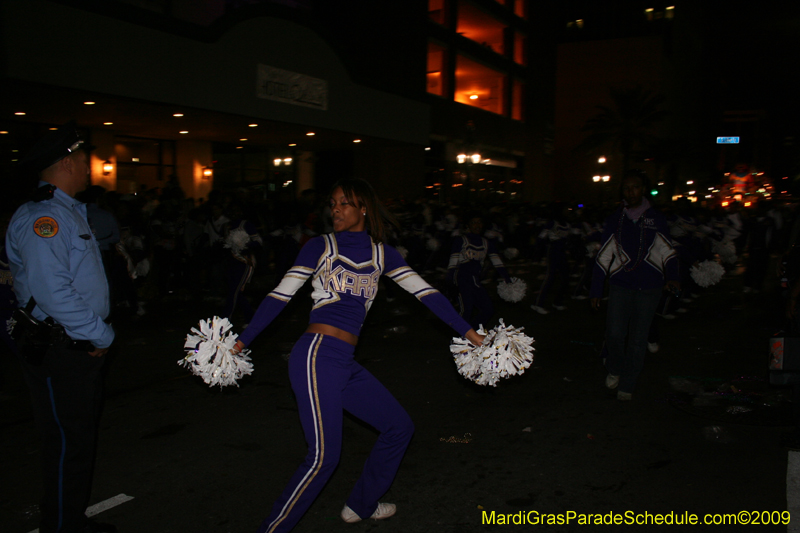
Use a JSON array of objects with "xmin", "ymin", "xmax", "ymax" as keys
[
  {"xmin": 232, "ymin": 179, "xmax": 484, "ymax": 533},
  {"xmin": 590, "ymin": 170, "xmax": 680, "ymax": 400},
  {"xmin": 446, "ymin": 213, "xmax": 512, "ymax": 329}
]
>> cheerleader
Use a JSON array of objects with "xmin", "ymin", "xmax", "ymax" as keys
[
  {"xmin": 232, "ymin": 179, "xmax": 483, "ymax": 533},
  {"xmin": 446, "ymin": 213, "xmax": 512, "ymax": 330},
  {"xmin": 221, "ymin": 202, "xmax": 263, "ymax": 324},
  {"xmin": 531, "ymin": 203, "xmax": 572, "ymax": 314},
  {"xmin": 590, "ymin": 170, "xmax": 680, "ymax": 400}
]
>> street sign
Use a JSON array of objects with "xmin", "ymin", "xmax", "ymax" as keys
[{"xmin": 716, "ymin": 137, "xmax": 740, "ymax": 144}]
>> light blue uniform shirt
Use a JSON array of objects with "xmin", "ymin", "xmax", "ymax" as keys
[{"xmin": 5, "ymin": 183, "xmax": 114, "ymax": 348}]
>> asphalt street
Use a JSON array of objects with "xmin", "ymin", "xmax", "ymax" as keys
[{"xmin": 1, "ymin": 259, "xmax": 794, "ymax": 533}]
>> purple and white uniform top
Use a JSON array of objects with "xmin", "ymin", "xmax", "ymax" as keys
[{"xmin": 238, "ymin": 230, "xmax": 470, "ymax": 345}]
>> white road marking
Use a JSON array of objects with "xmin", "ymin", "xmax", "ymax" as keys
[{"xmin": 26, "ymin": 494, "xmax": 134, "ymax": 533}]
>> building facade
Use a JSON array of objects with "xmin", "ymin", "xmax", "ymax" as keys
[{"xmin": 1, "ymin": 0, "xmax": 556, "ymax": 206}]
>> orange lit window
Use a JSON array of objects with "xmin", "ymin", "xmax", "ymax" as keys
[
  {"xmin": 514, "ymin": 31, "xmax": 526, "ymax": 65},
  {"xmin": 455, "ymin": 55, "xmax": 505, "ymax": 116},
  {"xmin": 514, "ymin": 0, "xmax": 527, "ymax": 19},
  {"xmin": 428, "ymin": 0, "xmax": 446, "ymax": 25},
  {"xmin": 457, "ymin": 0, "xmax": 507, "ymax": 55},
  {"xmin": 427, "ymin": 42, "xmax": 447, "ymax": 96},
  {"xmin": 512, "ymin": 79, "xmax": 524, "ymax": 121}
]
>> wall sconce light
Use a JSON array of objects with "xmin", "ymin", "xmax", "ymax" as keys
[
  {"xmin": 103, "ymin": 160, "xmax": 114, "ymax": 175},
  {"xmin": 203, "ymin": 166, "xmax": 213, "ymax": 179},
  {"xmin": 274, "ymin": 158, "xmax": 282, "ymax": 166}
]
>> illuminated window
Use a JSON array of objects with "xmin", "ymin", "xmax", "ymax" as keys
[
  {"xmin": 512, "ymin": 79, "xmax": 524, "ymax": 121},
  {"xmin": 514, "ymin": 0, "xmax": 527, "ymax": 19},
  {"xmin": 428, "ymin": 0, "xmax": 446, "ymax": 25},
  {"xmin": 455, "ymin": 54, "xmax": 505, "ymax": 116},
  {"xmin": 457, "ymin": 0, "xmax": 507, "ymax": 56},
  {"xmin": 514, "ymin": 31, "xmax": 526, "ymax": 65},
  {"xmin": 427, "ymin": 41, "xmax": 447, "ymax": 96}
]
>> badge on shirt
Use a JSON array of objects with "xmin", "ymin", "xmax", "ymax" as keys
[{"xmin": 33, "ymin": 217, "xmax": 59, "ymax": 238}]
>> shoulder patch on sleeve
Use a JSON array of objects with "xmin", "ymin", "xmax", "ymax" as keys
[{"xmin": 33, "ymin": 216, "xmax": 59, "ymax": 238}]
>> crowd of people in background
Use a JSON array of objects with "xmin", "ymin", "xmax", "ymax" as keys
[
  {"xmin": 5, "ymin": 178, "xmax": 799, "ymax": 349},
  {"xmin": 4, "ymin": 178, "xmax": 792, "ymax": 330}
]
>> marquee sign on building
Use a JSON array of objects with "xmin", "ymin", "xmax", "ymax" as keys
[{"xmin": 257, "ymin": 64, "xmax": 328, "ymax": 110}]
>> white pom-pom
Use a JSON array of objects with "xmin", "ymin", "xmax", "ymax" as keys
[
  {"xmin": 426, "ymin": 237, "xmax": 440, "ymax": 251},
  {"xmin": 690, "ymin": 260, "xmax": 725, "ymax": 288},
  {"xmin": 503, "ymin": 247, "xmax": 519, "ymax": 260},
  {"xmin": 395, "ymin": 245, "xmax": 408, "ymax": 259},
  {"xmin": 179, "ymin": 316, "xmax": 254, "ymax": 388},
  {"xmin": 450, "ymin": 319, "xmax": 535, "ymax": 387},
  {"xmin": 224, "ymin": 228, "xmax": 251, "ymax": 255},
  {"xmin": 134, "ymin": 258, "xmax": 150, "ymax": 278},
  {"xmin": 712, "ymin": 239, "xmax": 737, "ymax": 265},
  {"xmin": 497, "ymin": 277, "xmax": 527, "ymax": 303},
  {"xmin": 6, "ymin": 317, "xmax": 16, "ymax": 336}
]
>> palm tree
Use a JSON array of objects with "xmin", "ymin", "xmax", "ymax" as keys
[{"xmin": 578, "ymin": 86, "xmax": 669, "ymax": 175}]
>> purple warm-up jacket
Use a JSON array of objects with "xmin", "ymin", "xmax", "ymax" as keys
[{"xmin": 590, "ymin": 205, "xmax": 679, "ymax": 298}]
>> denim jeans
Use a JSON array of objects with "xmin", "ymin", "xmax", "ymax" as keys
[{"xmin": 605, "ymin": 284, "xmax": 662, "ymax": 393}]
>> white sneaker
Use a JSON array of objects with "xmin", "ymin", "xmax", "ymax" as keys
[
  {"xmin": 647, "ymin": 342, "xmax": 659, "ymax": 353},
  {"xmin": 552, "ymin": 305, "xmax": 567, "ymax": 311},
  {"xmin": 531, "ymin": 305, "xmax": 550, "ymax": 315},
  {"xmin": 341, "ymin": 503, "xmax": 396, "ymax": 523},
  {"xmin": 572, "ymin": 295, "xmax": 587, "ymax": 300},
  {"xmin": 617, "ymin": 391, "xmax": 632, "ymax": 401},
  {"xmin": 605, "ymin": 374, "xmax": 619, "ymax": 389}
]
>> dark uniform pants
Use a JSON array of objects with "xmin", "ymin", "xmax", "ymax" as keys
[{"xmin": 19, "ymin": 345, "xmax": 105, "ymax": 533}]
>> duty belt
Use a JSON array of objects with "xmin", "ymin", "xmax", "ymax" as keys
[{"xmin": 11, "ymin": 297, "xmax": 95, "ymax": 358}]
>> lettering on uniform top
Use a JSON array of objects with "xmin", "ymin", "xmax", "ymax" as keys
[
  {"xmin": 320, "ymin": 258, "xmax": 380, "ymax": 300},
  {"xmin": 457, "ymin": 238, "xmax": 488, "ymax": 264},
  {"xmin": 462, "ymin": 247, "xmax": 486, "ymax": 261},
  {"xmin": 33, "ymin": 217, "xmax": 59, "ymax": 238}
]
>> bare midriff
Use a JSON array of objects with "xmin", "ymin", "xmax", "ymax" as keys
[{"xmin": 305, "ymin": 323, "xmax": 358, "ymax": 346}]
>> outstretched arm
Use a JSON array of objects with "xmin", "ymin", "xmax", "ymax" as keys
[
  {"xmin": 235, "ymin": 237, "xmax": 325, "ymax": 348},
  {"xmin": 383, "ymin": 244, "xmax": 475, "ymax": 338}
]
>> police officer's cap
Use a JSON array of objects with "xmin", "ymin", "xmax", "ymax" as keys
[{"xmin": 20, "ymin": 120, "xmax": 94, "ymax": 173}]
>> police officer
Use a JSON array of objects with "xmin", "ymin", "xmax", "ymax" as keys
[{"xmin": 6, "ymin": 122, "xmax": 116, "ymax": 533}]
